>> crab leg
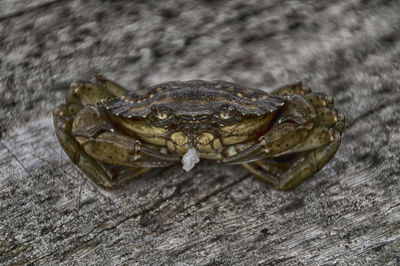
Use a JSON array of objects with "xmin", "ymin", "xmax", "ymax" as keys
[
  {"xmin": 221, "ymin": 122, "xmax": 310, "ymax": 164},
  {"xmin": 238, "ymin": 84, "xmax": 344, "ymax": 190},
  {"xmin": 94, "ymin": 75, "xmax": 129, "ymax": 96},
  {"xmin": 53, "ymin": 77, "xmax": 149, "ymax": 188},
  {"xmin": 66, "ymin": 76, "xmax": 129, "ymax": 106},
  {"xmin": 242, "ymin": 159, "xmax": 291, "ymax": 188},
  {"xmin": 271, "ymin": 82, "xmax": 335, "ymax": 110},
  {"xmin": 271, "ymin": 125, "xmax": 341, "ymax": 156},
  {"xmin": 270, "ymin": 82, "xmax": 311, "ymax": 96},
  {"xmin": 67, "ymin": 80, "xmax": 115, "ymax": 105},
  {"xmin": 304, "ymin": 93, "xmax": 334, "ymax": 108},
  {"xmin": 245, "ymin": 138, "xmax": 342, "ymax": 190},
  {"xmin": 242, "ymin": 162, "xmax": 280, "ymax": 188},
  {"xmin": 280, "ymin": 138, "xmax": 341, "ymax": 189},
  {"xmin": 54, "ymin": 104, "xmax": 116, "ymax": 188}
]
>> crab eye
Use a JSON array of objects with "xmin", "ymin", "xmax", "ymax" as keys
[
  {"xmin": 157, "ymin": 111, "xmax": 168, "ymax": 120},
  {"xmin": 219, "ymin": 112, "xmax": 230, "ymax": 119},
  {"xmin": 219, "ymin": 105, "xmax": 236, "ymax": 120},
  {"xmin": 151, "ymin": 105, "xmax": 170, "ymax": 120}
]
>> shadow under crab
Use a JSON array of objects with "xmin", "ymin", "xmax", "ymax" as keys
[{"xmin": 53, "ymin": 76, "xmax": 344, "ymax": 190}]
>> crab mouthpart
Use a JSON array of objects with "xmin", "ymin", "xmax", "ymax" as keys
[{"xmin": 182, "ymin": 147, "xmax": 200, "ymax": 172}]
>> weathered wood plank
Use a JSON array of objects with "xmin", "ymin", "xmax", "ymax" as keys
[
  {"xmin": 0, "ymin": 0, "xmax": 63, "ymax": 19},
  {"xmin": 1, "ymin": 0, "xmax": 399, "ymax": 264}
]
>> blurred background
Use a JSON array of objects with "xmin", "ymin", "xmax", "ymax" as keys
[{"xmin": 0, "ymin": 0, "xmax": 399, "ymax": 264}]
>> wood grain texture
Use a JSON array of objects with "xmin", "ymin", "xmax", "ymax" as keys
[{"xmin": 1, "ymin": 0, "xmax": 399, "ymax": 264}]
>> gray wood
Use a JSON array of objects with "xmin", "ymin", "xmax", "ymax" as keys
[{"xmin": 1, "ymin": 0, "xmax": 399, "ymax": 264}]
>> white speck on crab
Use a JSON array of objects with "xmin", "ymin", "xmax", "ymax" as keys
[{"xmin": 181, "ymin": 147, "xmax": 200, "ymax": 172}]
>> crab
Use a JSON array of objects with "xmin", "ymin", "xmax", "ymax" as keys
[{"xmin": 53, "ymin": 76, "xmax": 344, "ymax": 190}]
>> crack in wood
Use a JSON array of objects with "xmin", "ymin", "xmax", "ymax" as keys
[
  {"xmin": 55, "ymin": 174, "xmax": 250, "ymax": 262},
  {"xmin": 0, "ymin": 141, "xmax": 33, "ymax": 179}
]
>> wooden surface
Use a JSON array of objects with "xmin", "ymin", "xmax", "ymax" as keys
[{"xmin": 1, "ymin": 0, "xmax": 400, "ymax": 264}]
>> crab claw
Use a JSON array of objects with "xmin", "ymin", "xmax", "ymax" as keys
[{"xmin": 220, "ymin": 143, "xmax": 265, "ymax": 164}]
